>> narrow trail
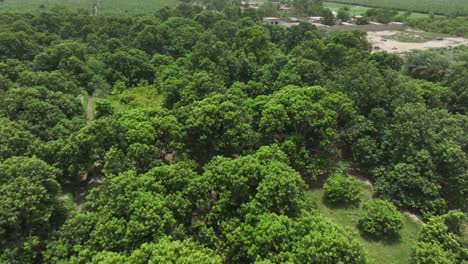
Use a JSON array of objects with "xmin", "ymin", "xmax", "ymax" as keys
[
  {"xmin": 86, "ymin": 94, "xmax": 94, "ymax": 122},
  {"xmin": 344, "ymin": 162, "xmax": 424, "ymax": 225},
  {"xmin": 72, "ymin": 1, "xmax": 100, "ymax": 208},
  {"xmin": 94, "ymin": 0, "xmax": 100, "ymax": 16}
]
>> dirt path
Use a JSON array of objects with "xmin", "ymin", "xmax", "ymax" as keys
[
  {"xmin": 368, "ymin": 30, "xmax": 467, "ymax": 53},
  {"xmin": 344, "ymin": 163, "xmax": 424, "ymax": 224},
  {"xmin": 87, "ymin": 94, "xmax": 94, "ymax": 122},
  {"xmin": 94, "ymin": 0, "xmax": 100, "ymax": 16}
]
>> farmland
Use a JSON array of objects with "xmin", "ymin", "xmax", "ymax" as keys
[
  {"xmin": 325, "ymin": 0, "xmax": 468, "ymax": 16},
  {"xmin": 323, "ymin": 2, "xmax": 430, "ymax": 19},
  {"xmin": 0, "ymin": 0, "xmax": 179, "ymax": 14},
  {"xmin": 99, "ymin": 0, "xmax": 180, "ymax": 15}
]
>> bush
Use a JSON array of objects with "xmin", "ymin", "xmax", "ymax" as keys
[
  {"xmin": 323, "ymin": 173, "xmax": 363, "ymax": 205},
  {"xmin": 358, "ymin": 199, "xmax": 403, "ymax": 239}
]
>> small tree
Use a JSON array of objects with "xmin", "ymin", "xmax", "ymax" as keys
[
  {"xmin": 356, "ymin": 16, "xmax": 369, "ymax": 25},
  {"xmin": 321, "ymin": 8, "xmax": 335, "ymax": 26},
  {"xmin": 323, "ymin": 173, "xmax": 363, "ymax": 205},
  {"xmin": 337, "ymin": 7, "xmax": 350, "ymax": 22},
  {"xmin": 358, "ymin": 199, "xmax": 403, "ymax": 239}
]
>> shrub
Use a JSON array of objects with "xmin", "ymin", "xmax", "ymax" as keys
[
  {"xmin": 323, "ymin": 173, "xmax": 363, "ymax": 205},
  {"xmin": 358, "ymin": 199, "xmax": 403, "ymax": 239}
]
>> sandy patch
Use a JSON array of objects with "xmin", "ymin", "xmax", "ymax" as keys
[{"xmin": 368, "ymin": 30, "xmax": 467, "ymax": 53}]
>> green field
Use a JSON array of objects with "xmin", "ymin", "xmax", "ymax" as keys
[
  {"xmin": 305, "ymin": 187, "xmax": 421, "ymax": 264},
  {"xmin": 106, "ymin": 86, "xmax": 163, "ymax": 112},
  {"xmin": 0, "ymin": 0, "xmax": 94, "ymax": 13},
  {"xmin": 325, "ymin": 0, "xmax": 468, "ymax": 16},
  {"xmin": 323, "ymin": 2, "xmax": 430, "ymax": 18},
  {"xmin": 0, "ymin": 0, "xmax": 179, "ymax": 14},
  {"xmin": 99, "ymin": 0, "xmax": 179, "ymax": 15}
]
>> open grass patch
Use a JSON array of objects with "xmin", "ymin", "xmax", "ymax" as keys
[
  {"xmin": 106, "ymin": 85, "xmax": 163, "ymax": 111},
  {"xmin": 305, "ymin": 188, "xmax": 421, "ymax": 264}
]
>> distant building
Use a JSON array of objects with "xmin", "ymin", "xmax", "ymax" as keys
[
  {"xmin": 263, "ymin": 17, "xmax": 300, "ymax": 28},
  {"xmin": 309, "ymin": 16, "xmax": 323, "ymax": 23},
  {"xmin": 289, "ymin": 17, "xmax": 300, "ymax": 23},
  {"xmin": 264, "ymin": 17, "xmax": 282, "ymax": 25},
  {"xmin": 241, "ymin": 1, "xmax": 262, "ymax": 9}
]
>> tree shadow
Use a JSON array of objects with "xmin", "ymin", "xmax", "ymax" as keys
[
  {"xmin": 357, "ymin": 228, "xmax": 402, "ymax": 245},
  {"xmin": 322, "ymin": 196, "xmax": 361, "ymax": 210}
]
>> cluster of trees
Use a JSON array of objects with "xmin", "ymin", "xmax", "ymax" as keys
[
  {"xmin": 406, "ymin": 16, "xmax": 468, "ymax": 38},
  {"xmin": 412, "ymin": 210, "xmax": 468, "ymax": 263},
  {"xmin": 0, "ymin": 2, "xmax": 466, "ymax": 263}
]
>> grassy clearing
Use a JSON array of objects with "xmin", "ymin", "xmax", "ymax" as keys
[
  {"xmin": 106, "ymin": 86, "xmax": 163, "ymax": 111},
  {"xmin": 305, "ymin": 187, "xmax": 420, "ymax": 264},
  {"xmin": 0, "ymin": 0, "xmax": 179, "ymax": 14}
]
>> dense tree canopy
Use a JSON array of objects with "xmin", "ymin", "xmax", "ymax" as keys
[{"xmin": 0, "ymin": 3, "xmax": 466, "ymax": 263}]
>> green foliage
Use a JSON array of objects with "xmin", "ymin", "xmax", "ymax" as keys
[
  {"xmin": 0, "ymin": 5, "xmax": 466, "ymax": 264},
  {"xmin": 307, "ymin": 188, "xmax": 421, "ymax": 264},
  {"xmin": 0, "ymin": 157, "xmax": 65, "ymax": 263},
  {"xmin": 358, "ymin": 199, "xmax": 403, "ymax": 239},
  {"xmin": 177, "ymin": 91, "xmax": 258, "ymax": 164},
  {"xmin": 321, "ymin": 8, "xmax": 336, "ymax": 26},
  {"xmin": 366, "ymin": 8, "xmax": 398, "ymax": 24},
  {"xmin": 445, "ymin": 62, "xmax": 468, "ymax": 114},
  {"xmin": 292, "ymin": 0, "xmax": 323, "ymax": 16},
  {"xmin": 46, "ymin": 163, "xmax": 197, "ymax": 261},
  {"xmin": 227, "ymin": 211, "xmax": 368, "ymax": 263},
  {"xmin": 407, "ymin": 16, "xmax": 468, "ymax": 38},
  {"xmin": 369, "ymin": 51, "xmax": 403, "ymax": 71},
  {"xmin": 411, "ymin": 210, "xmax": 468, "ymax": 263},
  {"xmin": 0, "ymin": 118, "xmax": 38, "ymax": 160},
  {"xmin": 337, "ymin": 7, "xmax": 351, "ymax": 21},
  {"xmin": 377, "ymin": 103, "xmax": 468, "ymax": 213},
  {"xmin": 93, "ymin": 238, "xmax": 223, "ymax": 264},
  {"xmin": 323, "ymin": 172, "xmax": 364, "ymax": 205},
  {"xmin": 374, "ymin": 163, "xmax": 444, "ymax": 215},
  {"xmin": 405, "ymin": 50, "xmax": 451, "ymax": 82},
  {"xmin": 196, "ymin": 146, "xmax": 306, "ymax": 221}
]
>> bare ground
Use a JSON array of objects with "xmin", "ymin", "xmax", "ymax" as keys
[{"xmin": 368, "ymin": 30, "xmax": 467, "ymax": 53}]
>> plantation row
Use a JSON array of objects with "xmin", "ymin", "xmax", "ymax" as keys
[
  {"xmin": 325, "ymin": 0, "xmax": 468, "ymax": 16},
  {"xmin": 0, "ymin": 0, "xmax": 179, "ymax": 14}
]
